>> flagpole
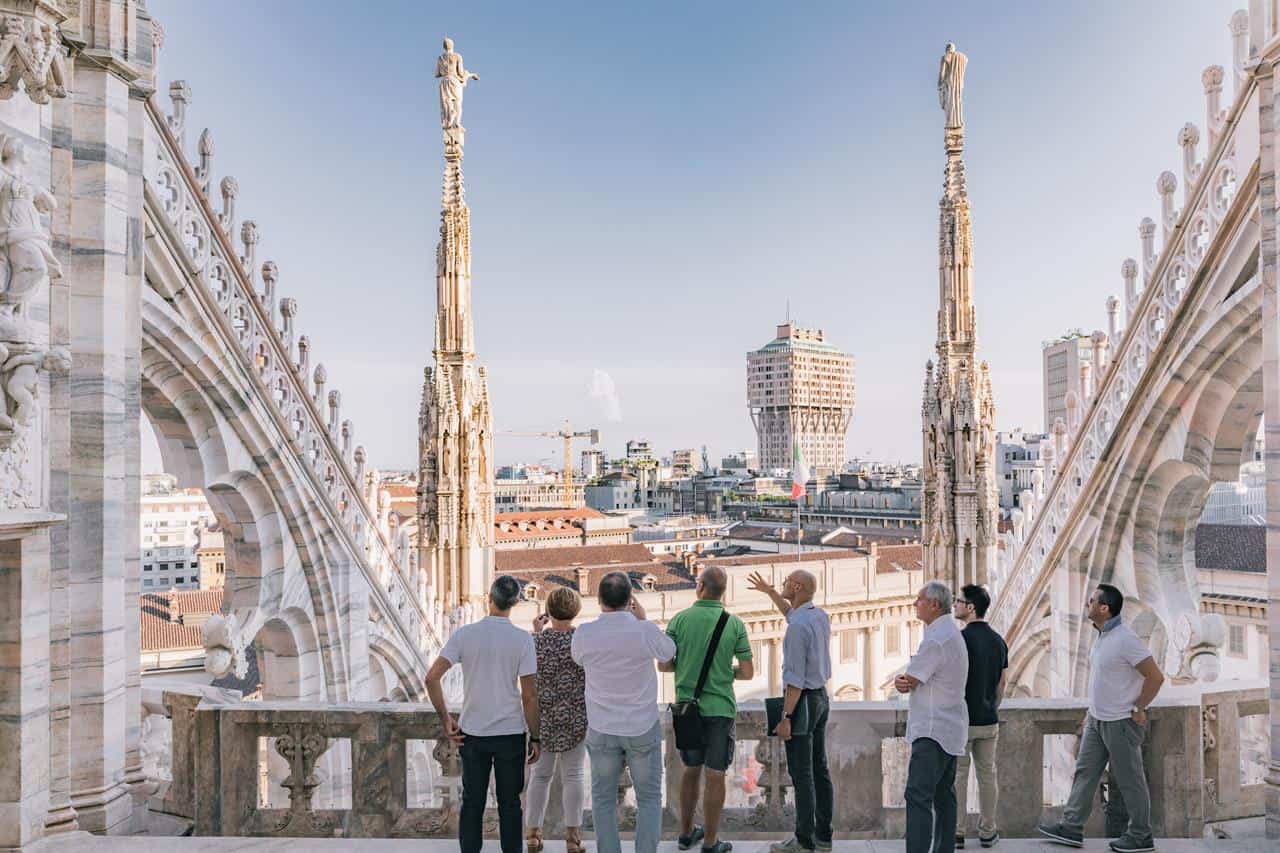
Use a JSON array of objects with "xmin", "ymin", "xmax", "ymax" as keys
[{"xmin": 796, "ymin": 494, "xmax": 802, "ymax": 563}]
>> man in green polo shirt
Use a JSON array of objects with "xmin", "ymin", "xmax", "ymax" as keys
[{"xmin": 660, "ymin": 565, "xmax": 754, "ymax": 853}]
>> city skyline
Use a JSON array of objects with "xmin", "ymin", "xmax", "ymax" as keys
[{"xmin": 143, "ymin": 0, "xmax": 1238, "ymax": 472}]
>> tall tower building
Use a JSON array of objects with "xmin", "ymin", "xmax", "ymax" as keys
[
  {"xmin": 747, "ymin": 323, "xmax": 855, "ymax": 473},
  {"xmin": 418, "ymin": 39, "xmax": 495, "ymax": 618},
  {"xmin": 921, "ymin": 44, "xmax": 998, "ymax": 589}
]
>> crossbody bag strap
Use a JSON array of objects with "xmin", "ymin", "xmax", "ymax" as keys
[{"xmin": 692, "ymin": 611, "xmax": 732, "ymax": 702}]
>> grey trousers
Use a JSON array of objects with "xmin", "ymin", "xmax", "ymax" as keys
[{"xmin": 1062, "ymin": 715, "xmax": 1151, "ymax": 840}]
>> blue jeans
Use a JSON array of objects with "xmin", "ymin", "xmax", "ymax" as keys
[{"xmin": 586, "ymin": 722, "xmax": 663, "ymax": 853}]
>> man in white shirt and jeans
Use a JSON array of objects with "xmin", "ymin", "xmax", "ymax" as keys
[
  {"xmin": 895, "ymin": 581, "xmax": 968, "ymax": 853},
  {"xmin": 571, "ymin": 571, "xmax": 676, "ymax": 853},
  {"xmin": 1038, "ymin": 584, "xmax": 1165, "ymax": 853},
  {"xmin": 426, "ymin": 575, "xmax": 540, "ymax": 853}
]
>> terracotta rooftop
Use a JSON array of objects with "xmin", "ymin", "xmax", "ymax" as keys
[
  {"xmin": 380, "ymin": 483, "xmax": 417, "ymax": 499},
  {"xmin": 499, "ymin": 507, "xmax": 606, "ymax": 523},
  {"xmin": 496, "ymin": 543, "xmax": 656, "ymax": 573},
  {"xmin": 872, "ymin": 543, "xmax": 925, "ymax": 574},
  {"xmin": 140, "ymin": 588, "xmax": 223, "ymax": 652}
]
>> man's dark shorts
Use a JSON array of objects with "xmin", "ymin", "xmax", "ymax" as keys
[{"xmin": 678, "ymin": 716, "xmax": 736, "ymax": 772}]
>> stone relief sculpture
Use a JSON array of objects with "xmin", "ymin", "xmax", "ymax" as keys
[
  {"xmin": 0, "ymin": 134, "xmax": 60, "ymax": 341},
  {"xmin": 938, "ymin": 42, "xmax": 967, "ymax": 130},
  {"xmin": 0, "ymin": 12, "xmax": 67, "ymax": 104},
  {"xmin": 436, "ymin": 38, "xmax": 478, "ymax": 130}
]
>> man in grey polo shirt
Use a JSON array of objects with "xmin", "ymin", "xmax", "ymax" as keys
[
  {"xmin": 1038, "ymin": 584, "xmax": 1165, "ymax": 853},
  {"xmin": 748, "ymin": 568, "xmax": 832, "ymax": 853}
]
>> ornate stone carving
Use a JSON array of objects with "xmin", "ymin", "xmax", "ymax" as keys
[
  {"xmin": 202, "ymin": 612, "xmax": 248, "ymax": 680},
  {"xmin": 0, "ymin": 8, "xmax": 67, "ymax": 104},
  {"xmin": 272, "ymin": 727, "xmax": 334, "ymax": 834}
]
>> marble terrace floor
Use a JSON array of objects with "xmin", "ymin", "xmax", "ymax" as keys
[{"xmin": 28, "ymin": 838, "xmax": 1268, "ymax": 853}]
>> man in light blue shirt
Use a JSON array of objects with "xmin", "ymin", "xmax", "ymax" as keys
[{"xmin": 748, "ymin": 569, "xmax": 833, "ymax": 853}]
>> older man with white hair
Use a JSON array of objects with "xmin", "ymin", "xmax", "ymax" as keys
[{"xmin": 895, "ymin": 581, "xmax": 969, "ymax": 853}]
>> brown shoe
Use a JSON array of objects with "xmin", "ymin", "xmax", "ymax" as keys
[
  {"xmin": 566, "ymin": 827, "xmax": 585, "ymax": 853},
  {"xmin": 526, "ymin": 828, "xmax": 544, "ymax": 853}
]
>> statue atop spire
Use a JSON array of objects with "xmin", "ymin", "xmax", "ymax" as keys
[
  {"xmin": 937, "ymin": 43, "xmax": 967, "ymax": 131},
  {"xmin": 922, "ymin": 43, "xmax": 997, "ymax": 591},
  {"xmin": 419, "ymin": 37, "xmax": 495, "ymax": 622},
  {"xmin": 436, "ymin": 37, "xmax": 479, "ymax": 132}
]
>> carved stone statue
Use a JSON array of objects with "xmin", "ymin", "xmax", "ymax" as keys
[
  {"xmin": 938, "ymin": 43, "xmax": 967, "ymax": 129},
  {"xmin": 0, "ymin": 344, "xmax": 69, "ymax": 430},
  {"xmin": 436, "ymin": 38, "xmax": 479, "ymax": 131},
  {"xmin": 0, "ymin": 134, "xmax": 60, "ymax": 342}
]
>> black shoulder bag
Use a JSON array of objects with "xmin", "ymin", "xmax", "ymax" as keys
[{"xmin": 669, "ymin": 611, "xmax": 731, "ymax": 751}]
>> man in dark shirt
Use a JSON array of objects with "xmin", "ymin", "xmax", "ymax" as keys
[{"xmin": 952, "ymin": 584, "xmax": 1007, "ymax": 849}]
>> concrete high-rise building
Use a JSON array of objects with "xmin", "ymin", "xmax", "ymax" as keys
[
  {"xmin": 1042, "ymin": 333, "xmax": 1091, "ymax": 434},
  {"xmin": 671, "ymin": 448, "xmax": 698, "ymax": 477},
  {"xmin": 921, "ymin": 45, "xmax": 998, "ymax": 589},
  {"xmin": 747, "ymin": 324, "xmax": 855, "ymax": 473},
  {"xmin": 581, "ymin": 448, "xmax": 604, "ymax": 479},
  {"xmin": 625, "ymin": 439, "xmax": 654, "ymax": 463}
]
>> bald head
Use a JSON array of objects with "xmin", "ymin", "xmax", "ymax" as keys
[
  {"xmin": 697, "ymin": 565, "xmax": 727, "ymax": 600},
  {"xmin": 785, "ymin": 569, "xmax": 817, "ymax": 606}
]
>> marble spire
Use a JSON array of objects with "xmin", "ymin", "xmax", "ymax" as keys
[
  {"xmin": 922, "ymin": 43, "xmax": 998, "ymax": 589},
  {"xmin": 417, "ymin": 38, "xmax": 494, "ymax": 619}
]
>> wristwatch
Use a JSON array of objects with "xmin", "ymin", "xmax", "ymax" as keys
[{"xmin": 785, "ymin": 711, "xmax": 797, "ymax": 721}]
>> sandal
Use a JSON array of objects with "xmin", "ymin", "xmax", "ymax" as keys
[
  {"xmin": 566, "ymin": 827, "xmax": 585, "ymax": 853},
  {"xmin": 526, "ymin": 828, "xmax": 544, "ymax": 853}
]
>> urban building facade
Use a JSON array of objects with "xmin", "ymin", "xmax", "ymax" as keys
[
  {"xmin": 995, "ymin": 429, "xmax": 1048, "ymax": 511},
  {"xmin": 141, "ymin": 481, "xmax": 216, "ymax": 592},
  {"xmin": 747, "ymin": 323, "xmax": 855, "ymax": 473},
  {"xmin": 1041, "ymin": 332, "xmax": 1091, "ymax": 434},
  {"xmin": 921, "ymin": 46, "xmax": 999, "ymax": 589},
  {"xmin": 671, "ymin": 448, "xmax": 698, "ymax": 477}
]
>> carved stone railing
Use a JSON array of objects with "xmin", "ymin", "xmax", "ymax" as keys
[
  {"xmin": 189, "ymin": 690, "xmax": 1265, "ymax": 839},
  {"xmin": 990, "ymin": 14, "xmax": 1260, "ymax": 640},
  {"xmin": 141, "ymin": 84, "xmax": 446, "ymax": 663},
  {"xmin": 141, "ymin": 684, "xmax": 244, "ymax": 821}
]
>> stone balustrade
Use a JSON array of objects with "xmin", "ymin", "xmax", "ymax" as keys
[{"xmin": 183, "ymin": 689, "xmax": 1266, "ymax": 840}]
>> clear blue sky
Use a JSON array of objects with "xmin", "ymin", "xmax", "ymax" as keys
[{"xmin": 144, "ymin": 0, "xmax": 1239, "ymax": 472}]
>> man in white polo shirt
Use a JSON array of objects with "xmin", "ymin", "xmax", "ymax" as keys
[
  {"xmin": 895, "ymin": 581, "xmax": 968, "ymax": 853},
  {"xmin": 1038, "ymin": 584, "xmax": 1164, "ymax": 853},
  {"xmin": 571, "ymin": 571, "xmax": 676, "ymax": 853},
  {"xmin": 425, "ymin": 575, "xmax": 539, "ymax": 853}
]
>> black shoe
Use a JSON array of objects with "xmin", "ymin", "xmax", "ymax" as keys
[
  {"xmin": 979, "ymin": 831, "xmax": 999, "ymax": 848},
  {"xmin": 955, "ymin": 835, "xmax": 966, "ymax": 849},
  {"xmin": 1037, "ymin": 823, "xmax": 1084, "ymax": 848},
  {"xmin": 702, "ymin": 842, "xmax": 733, "ymax": 853},
  {"xmin": 1109, "ymin": 837, "xmax": 1155, "ymax": 853},
  {"xmin": 678, "ymin": 825, "xmax": 705, "ymax": 850}
]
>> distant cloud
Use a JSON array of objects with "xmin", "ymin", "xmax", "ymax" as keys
[{"xmin": 589, "ymin": 369, "xmax": 623, "ymax": 423}]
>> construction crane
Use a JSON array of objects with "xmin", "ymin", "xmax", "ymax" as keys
[{"xmin": 497, "ymin": 421, "xmax": 600, "ymax": 505}]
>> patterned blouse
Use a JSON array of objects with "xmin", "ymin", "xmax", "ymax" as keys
[{"xmin": 534, "ymin": 627, "xmax": 587, "ymax": 752}]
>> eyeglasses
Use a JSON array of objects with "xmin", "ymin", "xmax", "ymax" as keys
[{"xmin": 955, "ymin": 599, "xmax": 970, "ymax": 606}]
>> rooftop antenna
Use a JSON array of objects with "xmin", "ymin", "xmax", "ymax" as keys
[{"xmin": 786, "ymin": 298, "xmax": 791, "ymax": 324}]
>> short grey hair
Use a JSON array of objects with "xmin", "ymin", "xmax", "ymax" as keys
[{"xmin": 921, "ymin": 581, "xmax": 952, "ymax": 611}]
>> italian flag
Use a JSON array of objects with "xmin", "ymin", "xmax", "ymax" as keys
[{"xmin": 791, "ymin": 439, "xmax": 809, "ymax": 500}]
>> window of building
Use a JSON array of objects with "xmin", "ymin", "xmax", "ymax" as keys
[
  {"xmin": 143, "ymin": 564, "xmax": 152, "ymax": 572},
  {"xmin": 839, "ymin": 630, "xmax": 859, "ymax": 662},
  {"xmin": 885, "ymin": 624, "xmax": 902, "ymax": 656},
  {"xmin": 143, "ymin": 579, "xmax": 153, "ymax": 588},
  {"xmin": 1228, "ymin": 623, "xmax": 1246, "ymax": 657}
]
